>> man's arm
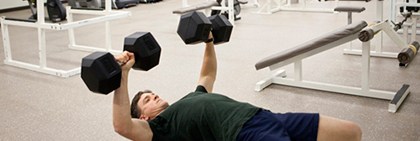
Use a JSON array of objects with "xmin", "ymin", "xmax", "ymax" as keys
[
  {"xmin": 113, "ymin": 51, "xmax": 153, "ymax": 141},
  {"xmin": 197, "ymin": 32, "xmax": 217, "ymax": 93}
]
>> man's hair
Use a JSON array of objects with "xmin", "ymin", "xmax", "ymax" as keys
[{"xmin": 130, "ymin": 90, "xmax": 153, "ymax": 118}]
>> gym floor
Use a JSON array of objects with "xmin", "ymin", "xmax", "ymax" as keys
[{"xmin": 1, "ymin": 0, "xmax": 419, "ymax": 140}]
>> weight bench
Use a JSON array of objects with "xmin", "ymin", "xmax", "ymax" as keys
[
  {"xmin": 173, "ymin": 0, "xmax": 237, "ymax": 25},
  {"xmin": 334, "ymin": 6, "xmax": 365, "ymax": 54},
  {"xmin": 254, "ymin": 0, "xmax": 338, "ymax": 14},
  {"xmin": 172, "ymin": 1, "xmax": 219, "ymax": 15},
  {"xmin": 238, "ymin": 0, "xmax": 249, "ymax": 4},
  {"xmin": 334, "ymin": 6, "xmax": 365, "ymax": 24},
  {"xmin": 172, "ymin": 0, "xmax": 248, "ymax": 15},
  {"xmin": 254, "ymin": 21, "xmax": 410, "ymax": 113}
]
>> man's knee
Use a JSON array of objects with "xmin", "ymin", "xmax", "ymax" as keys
[
  {"xmin": 344, "ymin": 121, "xmax": 362, "ymax": 141},
  {"xmin": 336, "ymin": 120, "xmax": 362, "ymax": 141},
  {"xmin": 317, "ymin": 115, "xmax": 362, "ymax": 141}
]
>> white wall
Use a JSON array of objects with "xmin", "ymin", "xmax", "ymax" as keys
[{"xmin": 0, "ymin": 0, "xmax": 47, "ymax": 10}]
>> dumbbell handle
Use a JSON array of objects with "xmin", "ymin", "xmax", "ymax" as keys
[{"xmin": 116, "ymin": 60, "xmax": 125, "ymax": 66}]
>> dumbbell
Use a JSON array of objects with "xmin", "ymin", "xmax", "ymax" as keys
[
  {"xmin": 177, "ymin": 11, "xmax": 233, "ymax": 44},
  {"xmin": 81, "ymin": 32, "xmax": 161, "ymax": 94}
]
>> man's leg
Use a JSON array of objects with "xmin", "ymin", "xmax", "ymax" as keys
[{"xmin": 317, "ymin": 115, "xmax": 362, "ymax": 141}]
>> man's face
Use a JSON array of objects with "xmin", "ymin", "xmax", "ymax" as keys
[{"xmin": 137, "ymin": 93, "xmax": 169, "ymax": 121}]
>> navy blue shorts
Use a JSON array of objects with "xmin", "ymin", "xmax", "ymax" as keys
[{"xmin": 237, "ymin": 110, "xmax": 319, "ymax": 141}]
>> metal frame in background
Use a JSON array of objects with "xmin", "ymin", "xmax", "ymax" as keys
[
  {"xmin": 344, "ymin": 20, "xmax": 410, "ymax": 59},
  {"xmin": 1, "ymin": 0, "xmax": 131, "ymax": 78},
  {"xmin": 344, "ymin": 0, "xmax": 417, "ymax": 59},
  {"xmin": 178, "ymin": 0, "xmax": 237, "ymax": 25},
  {"xmin": 254, "ymin": 0, "xmax": 340, "ymax": 14},
  {"xmin": 255, "ymin": 29, "xmax": 410, "ymax": 113}
]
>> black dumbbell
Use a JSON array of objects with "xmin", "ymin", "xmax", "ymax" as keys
[
  {"xmin": 177, "ymin": 11, "xmax": 233, "ymax": 45},
  {"xmin": 81, "ymin": 32, "xmax": 161, "ymax": 94}
]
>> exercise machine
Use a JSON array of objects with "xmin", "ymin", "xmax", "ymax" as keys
[
  {"xmin": 344, "ymin": 12, "xmax": 420, "ymax": 67},
  {"xmin": 25, "ymin": 0, "xmax": 66, "ymax": 23},
  {"xmin": 357, "ymin": 18, "xmax": 420, "ymax": 66},
  {"xmin": 68, "ymin": 0, "xmax": 139, "ymax": 9},
  {"xmin": 211, "ymin": 0, "xmax": 248, "ymax": 21},
  {"xmin": 105, "ymin": 0, "xmax": 140, "ymax": 9},
  {"xmin": 68, "ymin": 0, "xmax": 103, "ymax": 9},
  {"xmin": 172, "ymin": 0, "xmax": 237, "ymax": 26},
  {"xmin": 1, "ymin": 0, "xmax": 131, "ymax": 78},
  {"xmin": 390, "ymin": 0, "xmax": 420, "ymax": 26},
  {"xmin": 254, "ymin": 21, "xmax": 410, "ymax": 113},
  {"xmin": 254, "ymin": 0, "xmax": 370, "ymax": 14}
]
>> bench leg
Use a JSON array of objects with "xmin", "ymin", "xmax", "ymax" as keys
[
  {"xmin": 255, "ymin": 69, "xmax": 286, "ymax": 91},
  {"xmin": 205, "ymin": 8, "xmax": 212, "ymax": 16},
  {"xmin": 388, "ymin": 84, "xmax": 410, "ymax": 113},
  {"xmin": 411, "ymin": 17, "xmax": 418, "ymax": 42}
]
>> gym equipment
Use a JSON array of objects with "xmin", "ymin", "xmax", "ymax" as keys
[
  {"xmin": 390, "ymin": 0, "xmax": 420, "ymax": 37},
  {"xmin": 25, "ymin": 0, "xmax": 66, "ymax": 23},
  {"xmin": 69, "ymin": 0, "xmax": 139, "ymax": 9},
  {"xmin": 345, "ymin": 11, "xmax": 419, "ymax": 67},
  {"xmin": 124, "ymin": 32, "xmax": 162, "ymax": 70},
  {"xmin": 334, "ymin": 6, "xmax": 365, "ymax": 56},
  {"xmin": 82, "ymin": 52, "xmax": 123, "ymax": 94},
  {"xmin": 172, "ymin": 0, "xmax": 237, "ymax": 25},
  {"xmin": 255, "ymin": 21, "xmax": 410, "ymax": 113},
  {"xmin": 47, "ymin": 0, "xmax": 67, "ymax": 22},
  {"xmin": 101, "ymin": 0, "xmax": 140, "ymax": 9},
  {"xmin": 1, "ymin": 0, "xmax": 131, "ymax": 78},
  {"xmin": 255, "ymin": 0, "xmax": 371, "ymax": 14},
  {"xmin": 354, "ymin": 14, "xmax": 420, "ymax": 67},
  {"xmin": 393, "ymin": 12, "xmax": 412, "ymax": 31},
  {"xmin": 28, "ymin": 0, "xmax": 37, "ymax": 20},
  {"xmin": 399, "ymin": 0, "xmax": 420, "ymax": 13},
  {"xmin": 172, "ymin": 1, "xmax": 219, "ymax": 15},
  {"xmin": 255, "ymin": 0, "xmax": 337, "ymax": 14},
  {"xmin": 334, "ymin": 6, "xmax": 365, "ymax": 25},
  {"xmin": 81, "ymin": 32, "xmax": 161, "ymax": 94},
  {"xmin": 177, "ymin": 11, "xmax": 233, "ymax": 44},
  {"xmin": 398, "ymin": 41, "xmax": 420, "ymax": 65},
  {"xmin": 138, "ymin": 0, "xmax": 163, "ymax": 4},
  {"xmin": 358, "ymin": 13, "xmax": 411, "ymax": 42},
  {"xmin": 211, "ymin": 0, "xmax": 243, "ymax": 21},
  {"xmin": 68, "ymin": 0, "xmax": 102, "ymax": 9}
]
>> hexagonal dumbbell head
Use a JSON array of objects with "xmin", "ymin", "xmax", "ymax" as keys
[
  {"xmin": 208, "ymin": 15, "xmax": 233, "ymax": 44},
  {"xmin": 177, "ymin": 11, "xmax": 212, "ymax": 44},
  {"xmin": 81, "ymin": 52, "xmax": 122, "ymax": 94},
  {"xmin": 124, "ymin": 32, "xmax": 161, "ymax": 71}
]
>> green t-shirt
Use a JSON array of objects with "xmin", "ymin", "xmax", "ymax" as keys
[{"xmin": 148, "ymin": 86, "xmax": 261, "ymax": 141}]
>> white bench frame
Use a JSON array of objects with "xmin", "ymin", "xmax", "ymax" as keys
[
  {"xmin": 1, "ymin": 0, "xmax": 130, "ymax": 78},
  {"xmin": 344, "ymin": 20, "xmax": 411, "ymax": 59},
  {"xmin": 254, "ymin": 0, "xmax": 339, "ymax": 14},
  {"xmin": 178, "ymin": 0, "xmax": 236, "ymax": 25},
  {"xmin": 344, "ymin": 0, "xmax": 414, "ymax": 59},
  {"xmin": 255, "ymin": 28, "xmax": 409, "ymax": 113}
]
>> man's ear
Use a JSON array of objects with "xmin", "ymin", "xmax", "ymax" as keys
[{"xmin": 139, "ymin": 115, "xmax": 150, "ymax": 121}]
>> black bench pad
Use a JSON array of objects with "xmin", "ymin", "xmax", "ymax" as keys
[{"xmin": 255, "ymin": 20, "xmax": 368, "ymax": 70}]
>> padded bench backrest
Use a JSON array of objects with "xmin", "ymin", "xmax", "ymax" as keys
[
  {"xmin": 255, "ymin": 20, "xmax": 368, "ymax": 70},
  {"xmin": 173, "ymin": 1, "xmax": 219, "ymax": 14}
]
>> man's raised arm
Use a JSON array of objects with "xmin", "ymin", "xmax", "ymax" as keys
[
  {"xmin": 197, "ymin": 32, "xmax": 217, "ymax": 93},
  {"xmin": 113, "ymin": 51, "xmax": 153, "ymax": 141}
]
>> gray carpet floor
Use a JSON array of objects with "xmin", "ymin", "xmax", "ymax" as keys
[{"xmin": 1, "ymin": 0, "xmax": 419, "ymax": 140}]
